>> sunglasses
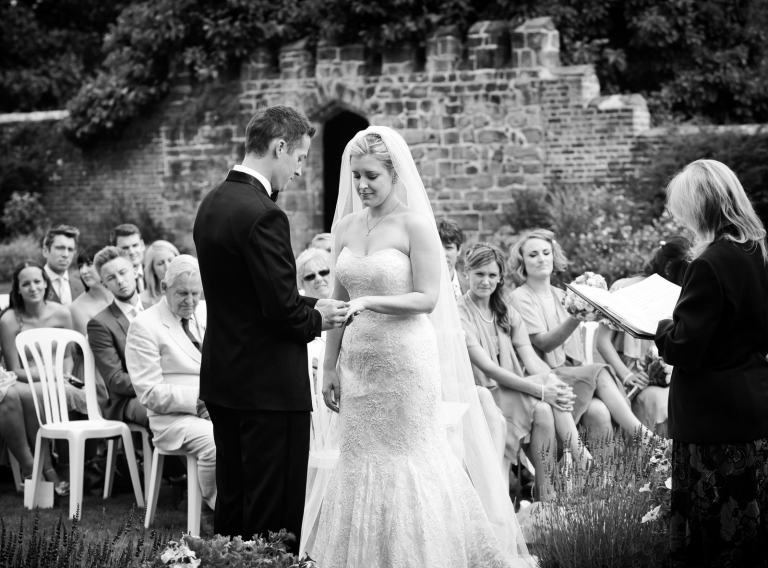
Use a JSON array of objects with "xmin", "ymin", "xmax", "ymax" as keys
[{"xmin": 303, "ymin": 269, "xmax": 330, "ymax": 282}]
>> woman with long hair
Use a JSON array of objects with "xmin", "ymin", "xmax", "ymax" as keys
[
  {"xmin": 140, "ymin": 240, "xmax": 179, "ymax": 307},
  {"xmin": 657, "ymin": 159, "xmax": 768, "ymax": 566},
  {"xmin": 457, "ymin": 243, "xmax": 587, "ymax": 499},
  {"xmin": 596, "ymin": 237, "xmax": 690, "ymax": 436},
  {"xmin": 509, "ymin": 230, "xmax": 656, "ymax": 444},
  {"xmin": 0, "ymin": 260, "xmax": 88, "ymax": 495}
]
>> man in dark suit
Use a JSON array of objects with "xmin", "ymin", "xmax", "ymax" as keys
[
  {"xmin": 87, "ymin": 247, "xmax": 148, "ymax": 426},
  {"xmin": 438, "ymin": 217, "xmax": 470, "ymax": 299},
  {"xmin": 42, "ymin": 225, "xmax": 85, "ymax": 306},
  {"xmin": 193, "ymin": 105, "xmax": 348, "ymax": 547}
]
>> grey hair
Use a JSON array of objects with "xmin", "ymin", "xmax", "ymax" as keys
[
  {"xmin": 295, "ymin": 248, "xmax": 331, "ymax": 289},
  {"xmin": 163, "ymin": 255, "xmax": 200, "ymax": 288}
]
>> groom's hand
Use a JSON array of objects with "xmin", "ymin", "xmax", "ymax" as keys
[{"xmin": 316, "ymin": 299, "xmax": 349, "ymax": 331}]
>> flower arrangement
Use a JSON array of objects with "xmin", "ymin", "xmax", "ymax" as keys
[
  {"xmin": 640, "ymin": 444, "xmax": 672, "ymax": 528},
  {"xmin": 562, "ymin": 271, "xmax": 609, "ymax": 322},
  {"xmin": 147, "ymin": 530, "xmax": 317, "ymax": 568},
  {"xmin": 640, "ymin": 345, "xmax": 672, "ymax": 388}
]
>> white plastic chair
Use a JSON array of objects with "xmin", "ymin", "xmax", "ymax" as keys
[
  {"xmin": 581, "ymin": 322, "xmax": 600, "ymax": 364},
  {"xmin": 144, "ymin": 448, "xmax": 201, "ymax": 536},
  {"xmin": 17, "ymin": 328, "xmax": 144, "ymax": 518}
]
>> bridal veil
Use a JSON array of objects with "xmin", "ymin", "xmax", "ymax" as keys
[{"xmin": 301, "ymin": 125, "xmax": 531, "ymax": 564}]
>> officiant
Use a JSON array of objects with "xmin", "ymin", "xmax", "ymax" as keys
[{"xmin": 656, "ymin": 159, "xmax": 768, "ymax": 567}]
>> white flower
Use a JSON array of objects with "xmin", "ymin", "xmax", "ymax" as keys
[
  {"xmin": 639, "ymin": 483, "xmax": 651, "ymax": 493},
  {"xmin": 641, "ymin": 505, "xmax": 661, "ymax": 524},
  {"xmin": 665, "ymin": 477, "xmax": 672, "ymax": 490}
]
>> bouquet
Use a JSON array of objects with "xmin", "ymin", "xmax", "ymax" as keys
[
  {"xmin": 640, "ymin": 345, "xmax": 671, "ymax": 388},
  {"xmin": 562, "ymin": 272, "xmax": 609, "ymax": 322}
]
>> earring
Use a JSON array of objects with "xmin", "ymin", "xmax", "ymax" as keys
[{"xmin": 392, "ymin": 173, "xmax": 398, "ymax": 185}]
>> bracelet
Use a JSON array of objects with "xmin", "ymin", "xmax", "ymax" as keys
[
  {"xmin": 622, "ymin": 372, "xmax": 633, "ymax": 385},
  {"xmin": 541, "ymin": 383, "xmax": 545, "ymax": 401}
]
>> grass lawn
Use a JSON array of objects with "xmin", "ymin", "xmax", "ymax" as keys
[{"xmin": 0, "ymin": 465, "xmax": 188, "ymax": 546}]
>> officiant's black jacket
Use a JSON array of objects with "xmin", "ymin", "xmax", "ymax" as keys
[
  {"xmin": 656, "ymin": 238, "xmax": 768, "ymax": 444},
  {"xmin": 193, "ymin": 170, "xmax": 321, "ymax": 412}
]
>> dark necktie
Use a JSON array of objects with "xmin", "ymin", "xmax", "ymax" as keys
[
  {"xmin": 181, "ymin": 318, "xmax": 201, "ymax": 352},
  {"xmin": 270, "ymin": 189, "xmax": 279, "ymax": 203}
]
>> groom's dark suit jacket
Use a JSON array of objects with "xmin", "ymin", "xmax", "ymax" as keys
[{"xmin": 193, "ymin": 170, "xmax": 322, "ymax": 412}]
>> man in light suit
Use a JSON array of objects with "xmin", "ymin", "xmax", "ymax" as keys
[
  {"xmin": 125, "ymin": 255, "xmax": 215, "ymax": 530},
  {"xmin": 42, "ymin": 225, "xmax": 85, "ymax": 306}
]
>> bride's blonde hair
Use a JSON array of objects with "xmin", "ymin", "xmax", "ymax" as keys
[
  {"xmin": 349, "ymin": 133, "xmax": 398, "ymax": 183},
  {"xmin": 666, "ymin": 159, "xmax": 767, "ymax": 261}
]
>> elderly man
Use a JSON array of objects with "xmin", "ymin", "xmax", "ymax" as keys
[{"xmin": 125, "ymin": 255, "xmax": 214, "ymax": 533}]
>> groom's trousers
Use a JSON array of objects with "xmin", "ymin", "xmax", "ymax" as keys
[{"xmin": 207, "ymin": 403, "xmax": 310, "ymax": 549}]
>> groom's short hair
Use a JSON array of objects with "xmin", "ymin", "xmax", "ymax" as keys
[{"xmin": 245, "ymin": 106, "xmax": 316, "ymax": 157}]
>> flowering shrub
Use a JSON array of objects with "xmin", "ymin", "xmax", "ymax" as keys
[
  {"xmin": 146, "ymin": 530, "xmax": 315, "ymax": 568},
  {"xmin": 1, "ymin": 191, "xmax": 49, "ymax": 238},
  {"xmin": 492, "ymin": 186, "xmax": 691, "ymax": 286},
  {"xmin": 532, "ymin": 431, "xmax": 670, "ymax": 568}
]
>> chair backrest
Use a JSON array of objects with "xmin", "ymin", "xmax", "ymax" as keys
[
  {"xmin": 580, "ymin": 321, "xmax": 600, "ymax": 365},
  {"xmin": 16, "ymin": 328, "xmax": 101, "ymax": 425}
]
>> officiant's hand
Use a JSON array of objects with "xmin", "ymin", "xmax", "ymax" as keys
[
  {"xmin": 317, "ymin": 299, "xmax": 349, "ymax": 331},
  {"xmin": 196, "ymin": 399, "xmax": 210, "ymax": 420},
  {"xmin": 322, "ymin": 369, "xmax": 341, "ymax": 413}
]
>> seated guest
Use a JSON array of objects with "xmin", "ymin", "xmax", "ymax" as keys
[
  {"xmin": 458, "ymin": 244, "xmax": 585, "ymax": 498},
  {"xmin": 69, "ymin": 245, "xmax": 113, "ymax": 335},
  {"xmin": 296, "ymin": 248, "xmax": 331, "ymax": 386},
  {"xmin": 140, "ymin": 240, "xmax": 180, "ymax": 308},
  {"xmin": 308, "ymin": 233, "xmax": 332, "ymax": 254},
  {"xmin": 87, "ymin": 247, "xmax": 148, "ymax": 427},
  {"xmin": 42, "ymin": 225, "xmax": 84, "ymax": 306},
  {"xmin": 126, "ymin": 255, "xmax": 214, "ymax": 531},
  {"xmin": 0, "ymin": 261, "xmax": 89, "ymax": 495},
  {"xmin": 0, "ymin": 366, "xmax": 38, "ymax": 482},
  {"xmin": 110, "ymin": 224, "xmax": 146, "ymax": 293},
  {"xmin": 437, "ymin": 218, "xmax": 469, "ymax": 299},
  {"xmin": 509, "ymin": 229, "xmax": 656, "ymax": 443},
  {"xmin": 596, "ymin": 237, "xmax": 690, "ymax": 437}
]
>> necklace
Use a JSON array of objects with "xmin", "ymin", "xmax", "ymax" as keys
[
  {"xmin": 366, "ymin": 202, "xmax": 400, "ymax": 237},
  {"xmin": 468, "ymin": 294, "xmax": 495, "ymax": 324}
]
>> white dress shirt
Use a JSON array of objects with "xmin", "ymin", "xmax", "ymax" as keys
[
  {"xmin": 233, "ymin": 164, "xmax": 272, "ymax": 196},
  {"xmin": 451, "ymin": 271, "xmax": 462, "ymax": 300},
  {"xmin": 115, "ymin": 296, "xmax": 144, "ymax": 322},
  {"xmin": 44, "ymin": 264, "xmax": 72, "ymax": 306},
  {"xmin": 162, "ymin": 297, "xmax": 202, "ymax": 343}
]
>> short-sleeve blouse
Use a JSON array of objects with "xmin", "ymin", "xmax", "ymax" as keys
[{"xmin": 510, "ymin": 283, "xmax": 584, "ymax": 368}]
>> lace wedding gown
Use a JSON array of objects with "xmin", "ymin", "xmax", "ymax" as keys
[{"xmin": 311, "ymin": 247, "xmax": 514, "ymax": 567}]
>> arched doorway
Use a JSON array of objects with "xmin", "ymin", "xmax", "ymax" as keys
[{"xmin": 323, "ymin": 111, "xmax": 369, "ymax": 231}]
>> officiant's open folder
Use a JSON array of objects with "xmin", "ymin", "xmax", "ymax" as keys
[{"xmin": 565, "ymin": 274, "xmax": 682, "ymax": 340}]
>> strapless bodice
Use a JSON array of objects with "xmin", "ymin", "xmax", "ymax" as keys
[{"xmin": 335, "ymin": 247, "xmax": 412, "ymax": 299}]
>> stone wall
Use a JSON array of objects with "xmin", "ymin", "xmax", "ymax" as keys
[{"xmin": 1, "ymin": 16, "xmax": 653, "ymax": 253}]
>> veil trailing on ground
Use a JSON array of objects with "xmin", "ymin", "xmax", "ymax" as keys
[{"xmin": 301, "ymin": 126, "xmax": 531, "ymax": 563}]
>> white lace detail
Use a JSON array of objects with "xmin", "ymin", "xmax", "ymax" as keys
[{"xmin": 312, "ymin": 248, "xmax": 512, "ymax": 568}]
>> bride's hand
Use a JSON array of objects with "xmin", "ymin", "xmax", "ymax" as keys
[
  {"xmin": 345, "ymin": 298, "xmax": 367, "ymax": 323},
  {"xmin": 322, "ymin": 369, "xmax": 342, "ymax": 413}
]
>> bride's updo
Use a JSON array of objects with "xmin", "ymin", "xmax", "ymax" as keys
[{"xmin": 349, "ymin": 133, "xmax": 397, "ymax": 182}]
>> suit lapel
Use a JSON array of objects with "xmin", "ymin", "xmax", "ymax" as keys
[
  {"xmin": 108, "ymin": 302, "xmax": 130, "ymax": 338},
  {"xmin": 159, "ymin": 299, "xmax": 202, "ymax": 364}
]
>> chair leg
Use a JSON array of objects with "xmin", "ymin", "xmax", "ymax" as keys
[
  {"xmin": 186, "ymin": 456, "xmax": 201, "ymax": 537},
  {"xmin": 103, "ymin": 438, "xmax": 117, "ymax": 499},
  {"xmin": 120, "ymin": 429, "xmax": 144, "ymax": 507},
  {"xmin": 25, "ymin": 432, "xmax": 46, "ymax": 510},
  {"xmin": 69, "ymin": 436, "xmax": 85, "ymax": 519},
  {"xmin": 141, "ymin": 431, "xmax": 152, "ymax": 490},
  {"xmin": 144, "ymin": 451, "xmax": 165, "ymax": 529}
]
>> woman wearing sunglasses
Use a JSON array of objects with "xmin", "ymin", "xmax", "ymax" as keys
[{"xmin": 297, "ymin": 248, "xmax": 332, "ymax": 300}]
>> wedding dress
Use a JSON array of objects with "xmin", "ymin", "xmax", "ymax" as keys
[{"xmin": 303, "ymin": 126, "xmax": 531, "ymax": 567}]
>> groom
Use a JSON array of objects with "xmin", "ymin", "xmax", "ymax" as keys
[{"xmin": 193, "ymin": 105, "xmax": 349, "ymax": 547}]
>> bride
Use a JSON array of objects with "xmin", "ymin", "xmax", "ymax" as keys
[{"xmin": 302, "ymin": 126, "xmax": 532, "ymax": 567}]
